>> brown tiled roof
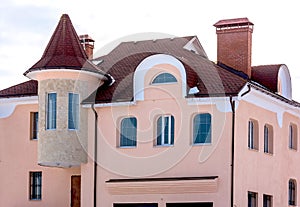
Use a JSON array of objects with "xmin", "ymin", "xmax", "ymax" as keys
[
  {"xmin": 0, "ymin": 80, "xmax": 38, "ymax": 98},
  {"xmin": 251, "ymin": 64, "xmax": 281, "ymax": 93},
  {"xmin": 23, "ymin": 14, "xmax": 105, "ymax": 76},
  {"xmin": 84, "ymin": 36, "xmax": 248, "ymax": 104}
]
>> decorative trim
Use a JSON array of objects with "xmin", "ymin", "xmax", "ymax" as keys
[
  {"xmin": 106, "ymin": 176, "xmax": 218, "ymax": 195},
  {"xmin": 133, "ymin": 54, "xmax": 187, "ymax": 101},
  {"xmin": 26, "ymin": 69, "xmax": 107, "ymax": 80},
  {"xmin": 0, "ymin": 96, "xmax": 38, "ymax": 118}
]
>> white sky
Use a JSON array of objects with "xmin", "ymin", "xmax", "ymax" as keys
[{"xmin": 1, "ymin": 0, "xmax": 300, "ymax": 100}]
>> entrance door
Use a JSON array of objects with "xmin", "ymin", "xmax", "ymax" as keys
[{"xmin": 71, "ymin": 175, "xmax": 81, "ymax": 207}]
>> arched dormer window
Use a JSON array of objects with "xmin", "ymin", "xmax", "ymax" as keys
[
  {"xmin": 152, "ymin": 73, "xmax": 177, "ymax": 84},
  {"xmin": 134, "ymin": 54, "xmax": 187, "ymax": 101}
]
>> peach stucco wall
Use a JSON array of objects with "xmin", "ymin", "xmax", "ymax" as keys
[
  {"xmin": 0, "ymin": 103, "xmax": 80, "ymax": 207},
  {"xmin": 81, "ymin": 63, "xmax": 233, "ymax": 206},
  {"xmin": 234, "ymin": 100, "xmax": 300, "ymax": 206}
]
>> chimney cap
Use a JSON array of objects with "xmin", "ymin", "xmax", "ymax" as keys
[
  {"xmin": 79, "ymin": 34, "xmax": 95, "ymax": 42},
  {"xmin": 213, "ymin": 17, "xmax": 253, "ymax": 28}
]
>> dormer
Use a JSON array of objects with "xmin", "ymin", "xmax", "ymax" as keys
[{"xmin": 252, "ymin": 64, "xmax": 292, "ymax": 99}]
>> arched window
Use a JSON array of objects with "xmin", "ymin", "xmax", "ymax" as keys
[
  {"xmin": 289, "ymin": 123, "xmax": 297, "ymax": 150},
  {"xmin": 120, "ymin": 117, "xmax": 137, "ymax": 147},
  {"xmin": 152, "ymin": 73, "xmax": 177, "ymax": 84},
  {"xmin": 156, "ymin": 115, "xmax": 174, "ymax": 146},
  {"xmin": 248, "ymin": 119, "xmax": 259, "ymax": 150},
  {"xmin": 289, "ymin": 179, "xmax": 297, "ymax": 206},
  {"xmin": 264, "ymin": 124, "xmax": 273, "ymax": 154},
  {"xmin": 193, "ymin": 113, "xmax": 211, "ymax": 144}
]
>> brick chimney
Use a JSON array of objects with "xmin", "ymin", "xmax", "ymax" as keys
[
  {"xmin": 214, "ymin": 18, "xmax": 254, "ymax": 77},
  {"xmin": 79, "ymin": 34, "xmax": 94, "ymax": 60}
]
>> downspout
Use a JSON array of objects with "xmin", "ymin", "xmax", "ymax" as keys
[
  {"xmin": 230, "ymin": 84, "xmax": 251, "ymax": 207},
  {"xmin": 229, "ymin": 96, "xmax": 235, "ymax": 207},
  {"xmin": 91, "ymin": 103, "xmax": 98, "ymax": 207}
]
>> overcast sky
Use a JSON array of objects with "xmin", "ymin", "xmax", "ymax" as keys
[{"xmin": 1, "ymin": 0, "xmax": 300, "ymax": 100}]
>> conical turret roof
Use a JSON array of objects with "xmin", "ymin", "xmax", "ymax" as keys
[{"xmin": 24, "ymin": 14, "xmax": 105, "ymax": 76}]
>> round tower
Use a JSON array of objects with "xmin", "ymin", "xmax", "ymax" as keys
[{"xmin": 23, "ymin": 14, "xmax": 109, "ymax": 168}]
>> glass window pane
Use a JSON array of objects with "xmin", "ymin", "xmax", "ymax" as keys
[
  {"xmin": 68, "ymin": 93, "xmax": 79, "ymax": 130},
  {"xmin": 152, "ymin": 73, "xmax": 177, "ymax": 84},
  {"xmin": 156, "ymin": 115, "xmax": 174, "ymax": 146},
  {"xmin": 120, "ymin": 117, "xmax": 137, "ymax": 147},
  {"xmin": 193, "ymin": 113, "xmax": 211, "ymax": 144},
  {"xmin": 46, "ymin": 93, "xmax": 56, "ymax": 129}
]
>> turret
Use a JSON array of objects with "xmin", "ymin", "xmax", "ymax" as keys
[{"xmin": 23, "ymin": 14, "xmax": 108, "ymax": 168}]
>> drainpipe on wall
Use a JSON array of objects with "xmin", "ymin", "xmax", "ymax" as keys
[
  {"xmin": 91, "ymin": 104, "xmax": 98, "ymax": 207},
  {"xmin": 229, "ymin": 96, "xmax": 235, "ymax": 207},
  {"xmin": 230, "ymin": 84, "xmax": 251, "ymax": 207}
]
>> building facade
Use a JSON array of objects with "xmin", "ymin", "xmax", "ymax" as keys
[{"xmin": 0, "ymin": 14, "xmax": 299, "ymax": 207}]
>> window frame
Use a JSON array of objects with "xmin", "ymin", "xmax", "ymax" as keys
[
  {"xmin": 263, "ymin": 194, "xmax": 272, "ymax": 207},
  {"xmin": 264, "ymin": 124, "xmax": 273, "ymax": 154},
  {"xmin": 30, "ymin": 112, "xmax": 38, "ymax": 140},
  {"xmin": 119, "ymin": 117, "xmax": 137, "ymax": 148},
  {"xmin": 29, "ymin": 171, "xmax": 42, "ymax": 200},
  {"xmin": 193, "ymin": 113, "xmax": 212, "ymax": 145},
  {"xmin": 151, "ymin": 72, "xmax": 177, "ymax": 84},
  {"xmin": 289, "ymin": 179, "xmax": 297, "ymax": 206},
  {"xmin": 46, "ymin": 92, "xmax": 57, "ymax": 130},
  {"xmin": 289, "ymin": 123, "xmax": 297, "ymax": 150},
  {"xmin": 248, "ymin": 191, "xmax": 258, "ymax": 207},
  {"xmin": 156, "ymin": 115, "xmax": 175, "ymax": 146},
  {"xmin": 248, "ymin": 120, "xmax": 259, "ymax": 150},
  {"xmin": 68, "ymin": 93, "xmax": 80, "ymax": 130}
]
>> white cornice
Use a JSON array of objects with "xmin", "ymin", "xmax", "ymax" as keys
[
  {"xmin": 239, "ymin": 84, "xmax": 300, "ymax": 127},
  {"xmin": 0, "ymin": 96, "xmax": 38, "ymax": 118},
  {"xmin": 26, "ymin": 69, "xmax": 106, "ymax": 80}
]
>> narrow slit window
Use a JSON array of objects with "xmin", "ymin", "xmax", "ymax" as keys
[
  {"xmin": 68, "ymin": 93, "xmax": 80, "ymax": 130},
  {"xmin": 46, "ymin": 93, "xmax": 57, "ymax": 130},
  {"xmin": 30, "ymin": 112, "xmax": 38, "ymax": 140}
]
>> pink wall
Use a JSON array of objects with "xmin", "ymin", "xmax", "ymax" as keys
[
  {"xmin": 81, "ymin": 63, "xmax": 234, "ymax": 206},
  {"xmin": 234, "ymin": 100, "xmax": 300, "ymax": 206},
  {"xmin": 0, "ymin": 104, "xmax": 80, "ymax": 207}
]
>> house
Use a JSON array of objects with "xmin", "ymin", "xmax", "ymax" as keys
[{"xmin": 1, "ymin": 13, "xmax": 300, "ymax": 207}]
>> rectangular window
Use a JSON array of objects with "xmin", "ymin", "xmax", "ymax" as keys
[
  {"xmin": 289, "ymin": 124, "xmax": 297, "ymax": 150},
  {"xmin": 30, "ymin": 112, "xmax": 38, "ymax": 140},
  {"xmin": 29, "ymin": 171, "xmax": 42, "ymax": 200},
  {"xmin": 193, "ymin": 113, "xmax": 211, "ymax": 144},
  {"xmin": 46, "ymin": 93, "xmax": 57, "ymax": 130},
  {"xmin": 248, "ymin": 191, "xmax": 257, "ymax": 207},
  {"xmin": 263, "ymin": 194, "xmax": 272, "ymax": 207},
  {"xmin": 264, "ymin": 125, "xmax": 273, "ymax": 154},
  {"xmin": 68, "ymin": 93, "xmax": 79, "ymax": 130},
  {"xmin": 120, "ymin": 117, "xmax": 137, "ymax": 147},
  {"xmin": 156, "ymin": 115, "xmax": 174, "ymax": 146}
]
